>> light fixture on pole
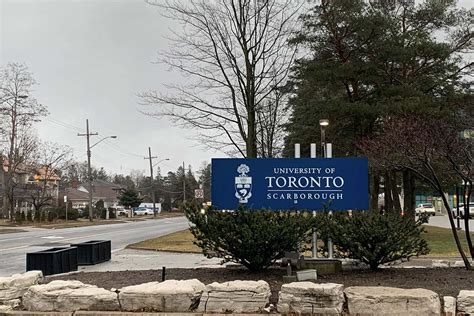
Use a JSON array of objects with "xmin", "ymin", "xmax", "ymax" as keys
[
  {"xmin": 319, "ymin": 119, "xmax": 329, "ymax": 158},
  {"xmin": 78, "ymin": 120, "xmax": 117, "ymax": 221}
]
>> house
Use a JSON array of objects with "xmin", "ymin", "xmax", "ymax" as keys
[
  {"xmin": 1, "ymin": 156, "xmax": 62, "ymax": 215},
  {"xmin": 1, "ymin": 157, "xmax": 32, "ymax": 215},
  {"xmin": 62, "ymin": 179, "xmax": 124, "ymax": 210}
]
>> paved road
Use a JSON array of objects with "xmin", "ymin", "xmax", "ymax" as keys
[
  {"xmin": 0, "ymin": 217, "xmax": 189, "ymax": 277},
  {"xmin": 424, "ymin": 214, "xmax": 473, "ymax": 230}
]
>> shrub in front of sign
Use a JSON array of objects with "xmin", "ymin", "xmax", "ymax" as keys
[
  {"xmin": 185, "ymin": 207, "xmax": 313, "ymax": 271},
  {"xmin": 327, "ymin": 211, "xmax": 429, "ymax": 270}
]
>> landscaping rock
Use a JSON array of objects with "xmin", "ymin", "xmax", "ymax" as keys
[
  {"xmin": 22, "ymin": 280, "xmax": 119, "ymax": 312},
  {"xmin": 118, "ymin": 279, "xmax": 205, "ymax": 312},
  {"xmin": 458, "ymin": 290, "xmax": 474, "ymax": 314},
  {"xmin": 443, "ymin": 296, "xmax": 456, "ymax": 316},
  {"xmin": 277, "ymin": 282, "xmax": 344, "ymax": 314},
  {"xmin": 0, "ymin": 271, "xmax": 43, "ymax": 302},
  {"xmin": 345, "ymin": 286, "xmax": 441, "ymax": 315},
  {"xmin": 0, "ymin": 304, "xmax": 12, "ymax": 312},
  {"xmin": 432, "ymin": 259, "xmax": 451, "ymax": 268},
  {"xmin": 296, "ymin": 269, "xmax": 317, "ymax": 281},
  {"xmin": 0, "ymin": 298, "xmax": 20, "ymax": 309},
  {"xmin": 198, "ymin": 280, "xmax": 271, "ymax": 313}
]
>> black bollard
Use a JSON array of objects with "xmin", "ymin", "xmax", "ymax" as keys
[{"xmin": 162, "ymin": 266, "xmax": 166, "ymax": 282}]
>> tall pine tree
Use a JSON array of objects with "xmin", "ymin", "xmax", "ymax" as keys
[{"xmin": 285, "ymin": 0, "xmax": 472, "ymax": 212}]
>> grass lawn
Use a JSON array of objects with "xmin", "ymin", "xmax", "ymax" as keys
[
  {"xmin": 129, "ymin": 229, "xmax": 202, "ymax": 253},
  {"xmin": 128, "ymin": 225, "xmax": 474, "ymax": 257},
  {"xmin": 422, "ymin": 225, "xmax": 474, "ymax": 257},
  {"xmin": 0, "ymin": 228, "xmax": 25, "ymax": 234}
]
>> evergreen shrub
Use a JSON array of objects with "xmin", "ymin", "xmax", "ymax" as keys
[
  {"xmin": 326, "ymin": 211, "xmax": 429, "ymax": 270},
  {"xmin": 26, "ymin": 210, "xmax": 33, "ymax": 222},
  {"xmin": 185, "ymin": 207, "xmax": 313, "ymax": 271}
]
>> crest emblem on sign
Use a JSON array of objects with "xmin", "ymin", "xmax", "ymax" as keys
[{"xmin": 235, "ymin": 164, "xmax": 252, "ymax": 203}]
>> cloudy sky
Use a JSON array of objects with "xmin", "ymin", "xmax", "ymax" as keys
[
  {"xmin": 1, "ymin": 0, "xmax": 472, "ymax": 177},
  {"xmin": 1, "ymin": 0, "xmax": 226, "ymax": 177}
]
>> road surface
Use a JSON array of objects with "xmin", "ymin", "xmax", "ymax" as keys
[
  {"xmin": 0, "ymin": 217, "xmax": 189, "ymax": 277},
  {"xmin": 424, "ymin": 214, "xmax": 473, "ymax": 231}
]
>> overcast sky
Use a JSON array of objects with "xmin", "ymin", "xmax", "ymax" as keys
[
  {"xmin": 1, "ymin": 0, "xmax": 226, "ymax": 177},
  {"xmin": 1, "ymin": 0, "xmax": 472, "ymax": 177}
]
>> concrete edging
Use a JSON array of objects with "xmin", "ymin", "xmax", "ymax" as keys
[{"xmin": 3, "ymin": 313, "xmax": 276, "ymax": 316}]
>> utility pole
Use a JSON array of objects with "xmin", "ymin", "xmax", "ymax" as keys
[
  {"xmin": 77, "ymin": 119, "xmax": 98, "ymax": 222},
  {"xmin": 183, "ymin": 161, "xmax": 186, "ymax": 206},
  {"xmin": 144, "ymin": 147, "xmax": 158, "ymax": 217}
]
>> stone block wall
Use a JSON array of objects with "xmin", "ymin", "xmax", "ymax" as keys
[{"xmin": 1, "ymin": 271, "xmax": 473, "ymax": 315}]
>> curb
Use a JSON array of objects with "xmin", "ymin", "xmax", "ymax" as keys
[{"xmin": 2, "ymin": 313, "xmax": 274, "ymax": 316}]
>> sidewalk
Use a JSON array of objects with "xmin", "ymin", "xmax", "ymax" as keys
[{"xmin": 76, "ymin": 248, "xmax": 223, "ymax": 273}]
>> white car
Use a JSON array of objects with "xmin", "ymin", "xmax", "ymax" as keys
[
  {"xmin": 133, "ymin": 207, "xmax": 154, "ymax": 216},
  {"xmin": 415, "ymin": 203, "xmax": 436, "ymax": 216},
  {"xmin": 453, "ymin": 203, "xmax": 474, "ymax": 219}
]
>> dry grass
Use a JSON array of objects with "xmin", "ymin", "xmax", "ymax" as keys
[
  {"xmin": 128, "ymin": 229, "xmax": 201, "ymax": 253},
  {"xmin": 0, "ymin": 228, "xmax": 25, "ymax": 234},
  {"xmin": 0, "ymin": 212, "xmax": 185, "ymax": 230},
  {"xmin": 127, "ymin": 225, "xmax": 474, "ymax": 258},
  {"xmin": 423, "ymin": 225, "xmax": 474, "ymax": 257}
]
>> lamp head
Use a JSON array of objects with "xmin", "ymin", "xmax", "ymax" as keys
[
  {"xmin": 110, "ymin": 136, "xmax": 117, "ymax": 139},
  {"xmin": 319, "ymin": 119, "xmax": 329, "ymax": 127}
]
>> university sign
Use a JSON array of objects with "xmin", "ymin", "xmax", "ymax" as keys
[{"xmin": 211, "ymin": 158, "xmax": 369, "ymax": 211}]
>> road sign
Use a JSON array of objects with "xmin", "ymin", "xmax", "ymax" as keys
[
  {"xmin": 195, "ymin": 189, "xmax": 204, "ymax": 199},
  {"xmin": 64, "ymin": 196, "xmax": 68, "ymax": 203}
]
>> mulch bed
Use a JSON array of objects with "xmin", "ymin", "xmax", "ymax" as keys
[{"xmin": 47, "ymin": 267, "xmax": 474, "ymax": 305}]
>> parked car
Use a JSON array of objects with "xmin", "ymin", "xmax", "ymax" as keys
[
  {"xmin": 453, "ymin": 203, "xmax": 474, "ymax": 219},
  {"xmin": 116, "ymin": 209, "xmax": 129, "ymax": 216},
  {"xmin": 133, "ymin": 207, "xmax": 154, "ymax": 216},
  {"xmin": 415, "ymin": 203, "xmax": 436, "ymax": 216}
]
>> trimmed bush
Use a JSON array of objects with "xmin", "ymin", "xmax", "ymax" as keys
[
  {"xmin": 26, "ymin": 210, "xmax": 33, "ymax": 222},
  {"xmin": 326, "ymin": 211, "xmax": 429, "ymax": 270},
  {"xmin": 47, "ymin": 210, "xmax": 56, "ymax": 222},
  {"xmin": 15, "ymin": 211, "xmax": 23, "ymax": 223},
  {"xmin": 185, "ymin": 207, "xmax": 313, "ymax": 271},
  {"xmin": 56, "ymin": 208, "xmax": 79, "ymax": 221}
]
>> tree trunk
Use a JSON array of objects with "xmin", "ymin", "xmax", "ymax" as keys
[
  {"xmin": 384, "ymin": 172, "xmax": 394, "ymax": 213},
  {"xmin": 391, "ymin": 171, "xmax": 402, "ymax": 214},
  {"xmin": 425, "ymin": 164, "xmax": 472, "ymax": 270},
  {"xmin": 246, "ymin": 109, "xmax": 258, "ymax": 158},
  {"xmin": 370, "ymin": 174, "xmax": 380, "ymax": 212},
  {"xmin": 463, "ymin": 181, "xmax": 474, "ymax": 259},
  {"xmin": 440, "ymin": 186, "xmax": 471, "ymax": 269},
  {"xmin": 403, "ymin": 169, "xmax": 416, "ymax": 217}
]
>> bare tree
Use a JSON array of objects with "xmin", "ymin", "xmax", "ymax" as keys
[
  {"xmin": 139, "ymin": 0, "xmax": 300, "ymax": 157},
  {"xmin": 25, "ymin": 142, "xmax": 73, "ymax": 212},
  {"xmin": 1, "ymin": 129, "xmax": 39, "ymax": 219},
  {"xmin": 359, "ymin": 116, "xmax": 473, "ymax": 269},
  {"xmin": 0, "ymin": 63, "xmax": 48, "ymax": 218}
]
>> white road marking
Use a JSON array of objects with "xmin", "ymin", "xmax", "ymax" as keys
[{"xmin": 0, "ymin": 224, "xmax": 187, "ymax": 252}]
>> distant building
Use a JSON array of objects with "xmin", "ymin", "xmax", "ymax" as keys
[
  {"xmin": 1, "ymin": 157, "xmax": 60, "ymax": 215},
  {"xmin": 62, "ymin": 179, "xmax": 125, "ymax": 209}
]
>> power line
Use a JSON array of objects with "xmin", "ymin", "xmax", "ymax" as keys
[
  {"xmin": 102, "ymin": 140, "xmax": 143, "ymax": 158},
  {"xmin": 43, "ymin": 116, "xmax": 84, "ymax": 132}
]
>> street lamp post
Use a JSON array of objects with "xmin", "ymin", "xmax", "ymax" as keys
[
  {"xmin": 319, "ymin": 119, "xmax": 334, "ymax": 259},
  {"xmin": 319, "ymin": 119, "xmax": 329, "ymax": 158},
  {"xmin": 78, "ymin": 119, "xmax": 116, "ymax": 221}
]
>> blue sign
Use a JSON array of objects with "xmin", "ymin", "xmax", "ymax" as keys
[{"xmin": 211, "ymin": 158, "xmax": 369, "ymax": 211}]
